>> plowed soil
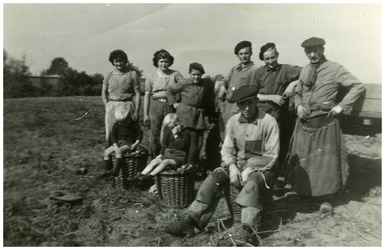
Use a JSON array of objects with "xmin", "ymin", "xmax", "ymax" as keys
[{"xmin": 3, "ymin": 96, "xmax": 381, "ymax": 246}]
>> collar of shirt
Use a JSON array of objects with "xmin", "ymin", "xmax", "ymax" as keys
[
  {"xmin": 265, "ymin": 63, "xmax": 281, "ymax": 72},
  {"xmin": 235, "ymin": 61, "xmax": 255, "ymax": 72},
  {"xmin": 156, "ymin": 69, "xmax": 171, "ymax": 78},
  {"xmin": 237, "ymin": 110, "xmax": 259, "ymax": 125},
  {"xmin": 112, "ymin": 69, "xmax": 131, "ymax": 75}
]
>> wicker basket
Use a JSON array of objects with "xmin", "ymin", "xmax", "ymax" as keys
[
  {"xmin": 155, "ymin": 166, "xmax": 198, "ymax": 209},
  {"xmin": 228, "ymin": 184, "xmax": 242, "ymax": 222},
  {"xmin": 112, "ymin": 149, "xmax": 149, "ymax": 189}
]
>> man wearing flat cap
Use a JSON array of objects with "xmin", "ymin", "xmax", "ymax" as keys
[
  {"xmin": 215, "ymin": 41, "xmax": 259, "ymax": 141},
  {"xmin": 165, "ymin": 85, "xmax": 279, "ymax": 244},
  {"xmin": 285, "ymin": 37, "xmax": 365, "ymax": 210},
  {"xmin": 248, "ymin": 42, "xmax": 302, "ymax": 167}
]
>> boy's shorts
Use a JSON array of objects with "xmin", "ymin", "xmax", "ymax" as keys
[{"xmin": 117, "ymin": 140, "xmax": 132, "ymax": 147}]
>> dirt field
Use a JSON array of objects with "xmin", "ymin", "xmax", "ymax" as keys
[{"xmin": 3, "ymin": 96, "xmax": 382, "ymax": 246}]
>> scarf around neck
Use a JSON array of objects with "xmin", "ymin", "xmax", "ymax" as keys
[{"xmin": 306, "ymin": 58, "xmax": 326, "ymax": 89}]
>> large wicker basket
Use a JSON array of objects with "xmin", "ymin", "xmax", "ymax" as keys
[
  {"xmin": 112, "ymin": 149, "xmax": 149, "ymax": 190},
  {"xmin": 155, "ymin": 166, "xmax": 198, "ymax": 209},
  {"xmin": 228, "ymin": 184, "xmax": 242, "ymax": 222}
]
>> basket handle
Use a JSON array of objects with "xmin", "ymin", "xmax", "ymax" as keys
[{"xmin": 133, "ymin": 148, "xmax": 149, "ymax": 158}]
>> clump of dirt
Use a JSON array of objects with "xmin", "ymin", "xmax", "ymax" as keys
[{"xmin": 3, "ymin": 96, "xmax": 381, "ymax": 246}]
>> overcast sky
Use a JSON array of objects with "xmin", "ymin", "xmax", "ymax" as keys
[{"xmin": 3, "ymin": 3, "xmax": 382, "ymax": 83}]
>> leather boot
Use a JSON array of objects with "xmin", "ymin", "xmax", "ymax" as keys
[
  {"xmin": 98, "ymin": 158, "xmax": 113, "ymax": 178},
  {"xmin": 138, "ymin": 174, "xmax": 153, "ymax": 184},
  {"xmin": 164, "ymin": 215, "xmax": 195, "ymax": 237},
  {"xmin": 109, "ymin": 158, "xmax": 124, "ymax": 177}
]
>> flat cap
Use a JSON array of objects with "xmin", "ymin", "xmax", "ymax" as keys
[
  {"xmin": 234, "ymin": 41, "xmax": 252, "ymax": 55},
  {"xmin": 259, "ymin": 42, "xmax": 276, "ymax": 60},
  {"xmin": 189, "ymin": 62, "xmax": 205, "ymax": 74},
  {"xmin": 301, "ymin": 37, "xmax": 326, "ymax": 48},
  {"xmin": 228, "ymin": 85, "xmax": 259, "ymax": 103}
]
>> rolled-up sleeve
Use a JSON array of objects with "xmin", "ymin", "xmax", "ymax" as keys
[
  {"xmin": 294, "ymin": 77, "xmax": 304, "ymax": 110},
  {"xmin": 221, "ymin": 118, "xmax": 238, "ymax": 167},
  {"xmin": 145, "ymin": 74, "xmax": 153, "ymax": 93}
]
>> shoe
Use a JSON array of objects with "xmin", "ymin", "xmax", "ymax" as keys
[
  {"xmin": 242, "ymin": 224, "xmax": 260, "ymax": 245},
  {"xmin": 138, "ymin": 174, "xmax": 153, "ymax": 183},
  {"xmin": 241, "ymin": 209, "xmax": 262, "ymax": 245},
  {"xmin": 164, "ymin": 215, "xmax": 195, "ymax": 237},
  {"xmin": 109, "ymin": 158, "xmax": 124, "ymax": 177}
]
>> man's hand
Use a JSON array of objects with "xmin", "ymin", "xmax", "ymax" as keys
[
  {"xmin": 271, "ymin": 95, "xmax": 286, "ymax": 106},
  {"xmin": 229, "ymin": 164, "xmax": 242, "ymax": 187},
  {"xmin": 156, "ymin": 154, "xmax": 162, "ymax": 159},
  {"xmin": 173, "ymin": 103, "xmax": 180, "ymax": 109},
  {"xmin": 113, "ymin": 144, "xmax": 119, "ymax": 153},
  {"xmin": 143, "ymin": 115, "xmax": 150, "ymax": 127},
  {"xmin": 297, "ymin": 105, "xmax": 310, "ymax": 121},
  {"xmin": 282, "ymin": 80, "xmax": 298, "ymax": 98},
  {"xmin": 241, "ymin": 167, "xmax": 254, "ymax": 183},
  {"xmin": 327, "ymin": 105, "xmax": 343, "ymax": 117}
]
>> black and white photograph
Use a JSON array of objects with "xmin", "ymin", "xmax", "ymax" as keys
[{"xmin": 3, "ymin": 2, "xmax": 382, "ymax": 247}]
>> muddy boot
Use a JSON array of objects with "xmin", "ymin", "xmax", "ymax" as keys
[
  {"xmin": 242, "ymin": 224, "xmax": 259, "ymax": 246},
  {"xmin": 98, "ymin": 158, "xmax": 113, "ymax": 178},
  {"xmin": 241, "ymin": 208, "xmax": 262, "ymax": 245},
  {"xmin": 109, "ymin": 158, "xmax": 123, "ymax": 177},
  {"xmin": 164, "ymin": 215, "xmax": 195, "ymax": 237}
]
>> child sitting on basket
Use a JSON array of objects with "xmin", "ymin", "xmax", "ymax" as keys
[
  {"xmin": 127, "ymin": 113, "xmax": 191, "ymax": 184},
  {"xmin": 99, "ymin": 106, "xmax": 143, "ymax": 178}
]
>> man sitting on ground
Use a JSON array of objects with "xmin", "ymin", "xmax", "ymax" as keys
[{"xmin": 164, "ymin": 85, "xmax": 280, "ymax": 243}]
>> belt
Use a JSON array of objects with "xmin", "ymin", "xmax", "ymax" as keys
[
  {"xmin": 152, "ymin": 96, "xmax": 168, "ymax": 103},
  {"xmin": 109, "ymin": 96, "xmax": 133, "ymax": 102}
]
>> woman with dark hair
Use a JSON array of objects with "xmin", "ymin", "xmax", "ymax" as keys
[
  {"xmin": 167, "ymin": 63, "xmax": 224, "ymax": 163},
  {"xmin": 101, "ymin": 49, "xmax": 141, "ymax": 148},
  {"xmin": 143, "ymin": 49, "xmax": 184, "ymax": 159}
]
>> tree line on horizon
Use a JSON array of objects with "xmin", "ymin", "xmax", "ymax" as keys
[{"xmin": 3, "ymin": 50, "xmax": 143, "ymax": 98}]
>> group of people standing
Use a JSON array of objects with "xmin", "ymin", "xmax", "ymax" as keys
[{"xmin": 98, "ymin": 37, "xmax": 365, "ymax": 244}]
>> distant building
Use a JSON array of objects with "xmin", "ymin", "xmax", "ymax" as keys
[{"xmin": 26, "ymin": 75, "xmax": 60, "ymax": 88}]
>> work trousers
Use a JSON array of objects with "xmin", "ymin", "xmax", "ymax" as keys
[
  {"xmin": 183, "ymin": 128, "xmax": 204, "ymax": 163},
  {"xmin": 186, "ymin": 166, "xmax": 273, "ymax": 230}
]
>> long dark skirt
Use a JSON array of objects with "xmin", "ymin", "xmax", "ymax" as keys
[{"xmin": 284, "ymin": 115, "xmax": 349, "ymax": 197}]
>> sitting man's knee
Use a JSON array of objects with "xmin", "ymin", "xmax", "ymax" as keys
[{"xmin": 247, "ymin": 172, "xmax": 264, "ymax": 185}]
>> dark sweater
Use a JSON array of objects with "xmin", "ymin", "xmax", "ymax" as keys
[
  {"xmin": 111, "ymin": 120, "xmax": 143, "ymax": 145},
  {"xmin": 160, "ymin": 126, "xmax": 190, "ymax": 155}
]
